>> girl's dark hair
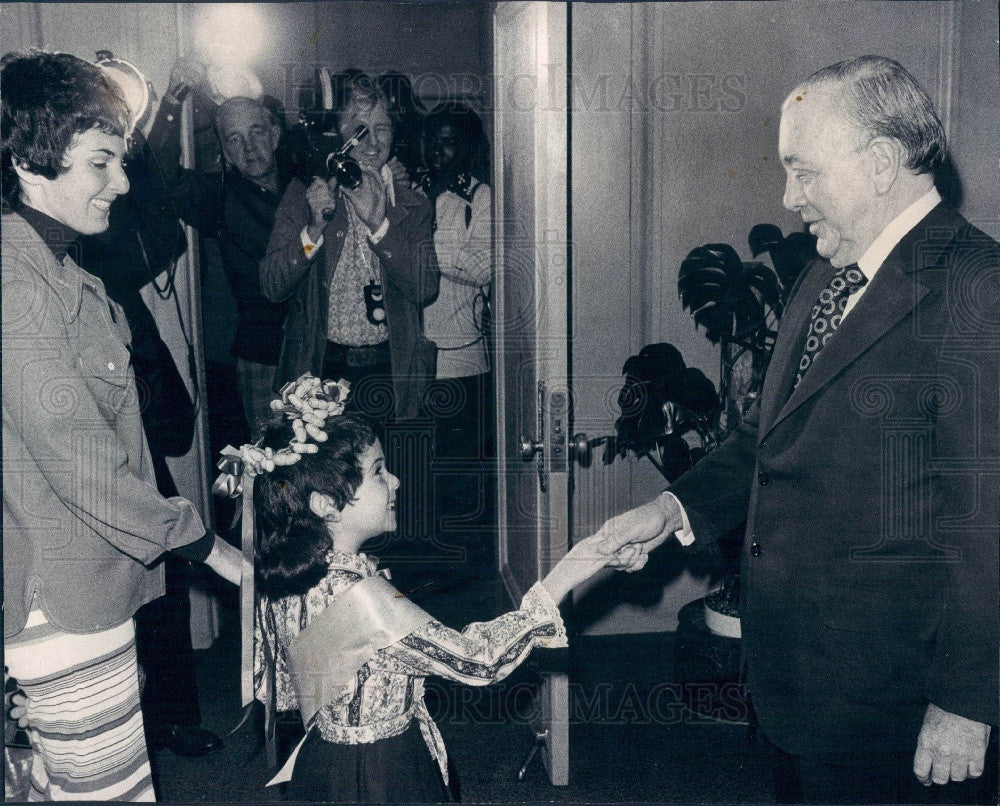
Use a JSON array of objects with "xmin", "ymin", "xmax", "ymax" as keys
[
  {"xmin": 253, "ymin": 412, "xmax": 376, "ymax": 598},
  {"xmin": 1, "ymin": 51, "xmax": 131, "ymax": 203},
  {"xmin": 421, "ymin": 102, "xmax": 490, "ymax": 186}
]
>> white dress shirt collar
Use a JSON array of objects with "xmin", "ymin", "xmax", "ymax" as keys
[{"xmin": 856, "ymin": 187, "xmax": 941, "ymax": 280}]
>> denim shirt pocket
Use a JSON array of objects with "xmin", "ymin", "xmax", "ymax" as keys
[{"xmin": 73, "ymin": 302, "xmax": 132, "ymax": 416}]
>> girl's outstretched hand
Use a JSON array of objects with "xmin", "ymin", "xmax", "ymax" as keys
[{"xmin": 541, "ymin": 536, "xmax": 647, "ymax": 604}]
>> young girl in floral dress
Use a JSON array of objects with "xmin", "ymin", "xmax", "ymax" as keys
[{"xmin": 225, "ymin": 375, "xmax": 641, "ymax": 803}]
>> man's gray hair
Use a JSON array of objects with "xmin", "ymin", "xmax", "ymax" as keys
[
  {"xmin": 800, "ymin": 56, "xmax": 946, "ymax": 175},
  {"xmin": 213, "ymin": 95, "xmax": 276, "ymax": 131}
]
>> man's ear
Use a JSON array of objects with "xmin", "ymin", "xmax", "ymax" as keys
[
  {"xmin": 269, "ymin": 123, "xmax": 282, "ymax": 154},
  {"xmin": 868, "ymin": 137, "xmax": 902, "ymax": 195},
  {"xmin": 309, "ymin": 491, "xmax": 341, "ymax": 521}
]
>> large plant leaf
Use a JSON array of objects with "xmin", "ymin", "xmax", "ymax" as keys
[
  {"xmin": 747, "ymin": 223, "xmax": 784, "ymax": 257},
  {"xmin": 748, "ymin": 225, "xmax": 818, "ymax": 302},
  {"xmin": 615, "ymin": 342, "xmax": 687, "ymax": 459},
  {"xmin": 740, "ymin": 260, "xmax": 783, "ymax": 322},
  {"xmin": 613, "ymin": 342, "xmax": 721, "ymax": 474},
  {"xmin": 678, "ymin": 367, "xmax": 720, "ymax": 419},
  {"xmin": 679, "ymin": 244, "xmax": 780, "ymax": 344},
  {"xmin": 621, "ymin": 342, "xmax": 684, "ymax": 382}
]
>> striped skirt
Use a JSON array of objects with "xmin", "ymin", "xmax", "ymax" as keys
[{"xmin": 4, "ymin": 610, "xmax": 155, "ymax": 802}]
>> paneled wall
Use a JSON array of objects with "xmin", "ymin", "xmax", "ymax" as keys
[
  {"xmin": 569, "ymin": 1, "xmax": 994, "ymax": 633},
  {"xmin": 950, "ymin": 0, "xmax": 1000, "ymax": 240}
]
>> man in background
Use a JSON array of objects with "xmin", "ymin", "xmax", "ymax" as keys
[{"xmin": 148, "ymin": 58, "xmax": 290, "ymax": 438}]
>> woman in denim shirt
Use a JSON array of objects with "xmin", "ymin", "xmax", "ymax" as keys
[{"xmin": 1, "ymin": 51, "xmax": 240, "ymax": 801}]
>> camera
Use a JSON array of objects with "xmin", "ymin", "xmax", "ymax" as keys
[{"xmin": 299, "ymin": 110, "xmax": 366, "ymax": 190}]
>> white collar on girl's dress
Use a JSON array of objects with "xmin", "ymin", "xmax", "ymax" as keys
[{"xmin": 326, "ymin": 550, "xmax": 382, "ymax": 578}]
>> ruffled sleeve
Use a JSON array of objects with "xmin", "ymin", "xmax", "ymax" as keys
[{"xmin": 368, "ymin": 581, "xmax": 566, "ymax": 685}]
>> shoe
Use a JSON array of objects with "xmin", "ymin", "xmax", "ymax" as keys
[{"xmin": 149, "ymin": 724, "xmax": 224, "ymax": 757}]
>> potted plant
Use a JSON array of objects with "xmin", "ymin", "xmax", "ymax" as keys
[
  {"xmin": 673, "ymin": 225, "xmax": 815, "ymax": 722},
  {"xmin": 676, "ymin": 224, "xmax": 816, "ymax": 634},
  {"xmin": 605, "ymin": 225, "xmax": 816, "ymax": 721}
]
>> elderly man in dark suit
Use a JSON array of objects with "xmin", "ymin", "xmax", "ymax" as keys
[{"xmin": 598, "ymin": 56, "xmax": 998, "ymax": 804}]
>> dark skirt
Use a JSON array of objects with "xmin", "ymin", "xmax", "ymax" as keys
[{"xmin": 284, "ymin": 720, "xmax": 456, "ymax": 804}]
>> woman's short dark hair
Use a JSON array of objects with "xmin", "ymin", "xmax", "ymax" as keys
[
  {"xmin": 1, "ymin": 51, "xmax": 131, "ymax": 186},
  {"xmin": 253, "ymin": 412, "xmax": 376, "ymax": 598},
  {"xmin": 421, "ymin": 102, "xmax": 490, "ymax": 185}
]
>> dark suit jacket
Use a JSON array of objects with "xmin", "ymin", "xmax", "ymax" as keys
[
  {"xmin": 669, "ymin": 203, "xmax": 1000, "ymax": 759},
  {"xmin": 260, "ymin": 177, "xmax": 439, "ymax": 421}
]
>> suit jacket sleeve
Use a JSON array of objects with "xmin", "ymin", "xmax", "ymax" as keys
[
  {"xmin": 666, "ymin": 398, "xmax": 760, "ymax": 546},
  {"xmin": 925, "ymin": 268, "xmax": 1000, "ymax": 725}
]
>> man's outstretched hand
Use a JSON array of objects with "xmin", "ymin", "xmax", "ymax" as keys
[
  {"xmin": 594, "ymin": 492, "xmax": 684, "ymax": 564},
  {"xmin": 913, "ymin": 703, "xmax": 991, "ymax": 786}
]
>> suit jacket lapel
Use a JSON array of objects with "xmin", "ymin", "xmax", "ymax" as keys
[
  {"xmin": 758, "ymin": 206, "xmax": 948, "ymax": 444},
  {"xmin": 757, "ymin": 257, "xmax": 835, "ymax": 437}
]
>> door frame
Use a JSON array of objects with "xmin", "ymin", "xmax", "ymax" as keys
[{"xmin": 492, "ymin": 0, "xmax": 571, "ymax": 786}]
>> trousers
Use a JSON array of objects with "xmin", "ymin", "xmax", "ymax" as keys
[{"xmin": 5, "ymin": 612, "xmax": 156, "ymax": 801}]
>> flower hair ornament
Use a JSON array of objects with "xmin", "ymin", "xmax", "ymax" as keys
[
  {"xmin": 211, "ymin": 374, "xmax": 349, "ymax": 760},
  {"xmin": 213, "ymin": 374, "xmax": 351, "ymax": 490}
]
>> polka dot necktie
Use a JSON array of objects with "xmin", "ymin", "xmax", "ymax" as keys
[{"xmin": 793, "ymin": 263, "xmax": 867, "ymax": 388}]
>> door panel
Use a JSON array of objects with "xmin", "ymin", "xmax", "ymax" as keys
[{"xmin": 493, "ymin": 0, "xmax": 569, "ymax": 786}]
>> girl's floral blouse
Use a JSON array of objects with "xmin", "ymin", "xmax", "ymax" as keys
[{"xmin": 255, "ymin": 550, "xmax": 566, "ymax": 780}]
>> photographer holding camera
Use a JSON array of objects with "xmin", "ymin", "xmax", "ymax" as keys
[
  {"xmin": 148, "ymin": 57, "xmax": 291, "ymax": 437},
  {"xmin": 261, "ymin": 69, "xmax": 439, "ymax": 423}
]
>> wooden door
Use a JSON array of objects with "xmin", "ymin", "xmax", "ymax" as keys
[{"xmin": 493, "ymin": 0, "xmax": 570, "ymax": 786}]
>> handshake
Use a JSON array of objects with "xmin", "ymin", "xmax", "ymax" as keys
[{"xmin": 540, "ymin": 492, "xmax": 684, "ymax": 604}]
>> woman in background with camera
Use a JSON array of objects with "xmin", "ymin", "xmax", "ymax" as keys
[{"xmin": 418, "ymin": 104, "xmax": 495, "ymax": 544}]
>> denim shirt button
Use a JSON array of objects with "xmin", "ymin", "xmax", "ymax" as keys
[{"xmin": 107, "ymin": 362, "xmax": 116, "ymax": 371}]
